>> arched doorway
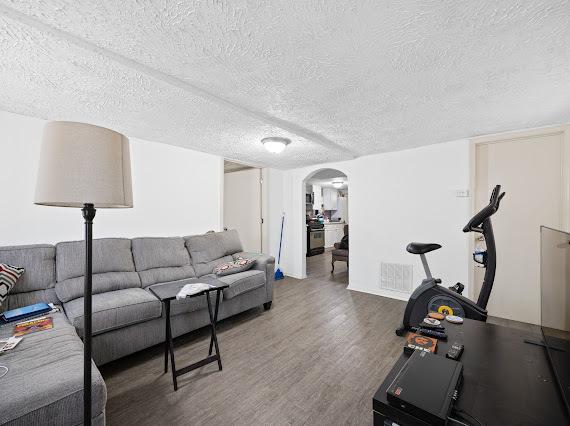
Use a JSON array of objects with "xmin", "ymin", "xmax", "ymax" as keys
[{"xmin": 302, "ymin": 168, "xmax": 349, "ymax": 280}]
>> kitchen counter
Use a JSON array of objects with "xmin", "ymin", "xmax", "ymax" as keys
[{"xmin": 323, "ymin": 222, "xmax": 345, "ymax": 248}]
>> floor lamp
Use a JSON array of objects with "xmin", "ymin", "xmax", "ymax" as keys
[{"xmin": 35, "ymin": 121, "xmax": 133, "ymax": 425}]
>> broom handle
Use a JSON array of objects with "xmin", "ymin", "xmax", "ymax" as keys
[{"xmin": 277, "ymin": 215, "xmax": 284, "ymax": 264}]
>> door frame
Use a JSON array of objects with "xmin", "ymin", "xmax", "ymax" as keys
[
  {"xmin": 301, "ymin": 168, "xmax": 349, "ymax": 278},
  {"xmin": 222, "ymin": 160, "xmax": 264, "ymax": 252},
  {"xmin": 468, "ymin": 124, "xmax": 570, "ymax": 300}
]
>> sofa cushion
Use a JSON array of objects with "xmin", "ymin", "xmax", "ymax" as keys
[
  {"xmin": 138, "ymin": 266, "xmax": 197, "ymax": 288},
  {"xmin": 132, "ymin": 237, "xmax": 191, "ymax": 271},
  {"xmin": 0, "ymin": 311, "xmax": 106, "ymax": 425},
  {"xmin": 185, "ymin": 230, "xmax": 244, "ymax": 276},
  {"xmin": 132, "ymin": 237, "xmax": 196, "ymax": 287},
  {"xmin": 64, "ymin": 288, "xmax": 162, "ymax": 337},
  {"xmin": 56, "ymin": 271, "xmax": 142, "ymax": 303},
  {"xmin": 185, "ymin": 232, "xmax": 225, "ymax": 263},
  {"xmin": 218, "ymin": 269, "xmax": 266, "ymax": 299},
  {"xmin": 56, "ymin": 238, "xmax": 141, "ymax": 302},
  {"xmin": 218, "ymin": 229, "xmax": 243, "ymax": 255},
  {"xmin": 0, "ymin": 244, "xmax": 58, "ymax": 309},
  {"xmin": 57, "ymin": 238, "xmax": 136, "ymax": 281}
]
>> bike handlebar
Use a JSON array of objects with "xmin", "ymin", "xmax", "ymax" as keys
[{"xmin": 463, "ymin": 185, "xmax": 505, "ymax": 232}]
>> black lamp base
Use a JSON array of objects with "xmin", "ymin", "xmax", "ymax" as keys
[{"xmin": 81, "ymin": 203, "xmax": 96, "ymax": 426}]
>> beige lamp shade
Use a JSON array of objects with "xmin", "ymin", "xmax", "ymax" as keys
[{"xmin": 35, "ymin": 121, "xmax": 133, "ymax": 208}]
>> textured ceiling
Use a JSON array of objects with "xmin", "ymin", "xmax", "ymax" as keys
[
  {"xmin": 310, "ymin": 169, "xmax": 347, "ymax": 180},
  {"xmin": 307, "ymin": 178, "xmax": 348, "ymax": 190},
  {"xmin": 1, "ymin": 1, "xmax": 569, "ymax": 169},
  {"xmin": 224, "ymin": 160, "xmax": 254, "ymax": 174},
  {"xmin": 308, "ymin": 169, "xmax": 348, "ymax": 190}
]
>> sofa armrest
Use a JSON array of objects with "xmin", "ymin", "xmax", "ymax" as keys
[
  {"xmin": 333, "ymin": 242, "xmax": 341, "ymax": 249},
  {"xmin": 233, "ymin": 252, "xmax": 275, "ymax": 302}
]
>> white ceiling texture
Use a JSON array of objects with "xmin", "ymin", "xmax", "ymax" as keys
[
  {"xmin": 1, "ymin": 1, "xmax": 569, "ymax": 169},
  {"xmin": 308, "ymin": 169, "xmax": 348, "ymax": 189}
]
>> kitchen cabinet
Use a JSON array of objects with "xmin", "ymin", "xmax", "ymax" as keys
[
  {"xmin": 324, "ymin": 223, "xmax": 345, "ymax": 247},
  {"xmin": 323, "ymin": 188, "xmax": 339, "ymax": 210},
  {"xmin": 312, "ymin": 184, "xmax": 323, "ymax": 211}
]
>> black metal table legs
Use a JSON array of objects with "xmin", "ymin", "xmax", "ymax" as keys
[{"xmin": 163, "ymin": 289, "xmax": 223, "ymax": 391}]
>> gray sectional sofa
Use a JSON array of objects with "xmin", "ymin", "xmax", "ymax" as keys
[{"xmin": 0, "ymin": 230, "xmax": 274, "ymax": 425}]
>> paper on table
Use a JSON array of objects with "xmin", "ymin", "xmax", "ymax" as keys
[
  {"xmin": 0, "ymin": 336, "xmax": 23, "ymax": 353},
  {"xmin": 176, "ymin": 283, "xmax": 213, "ymax": 300}
]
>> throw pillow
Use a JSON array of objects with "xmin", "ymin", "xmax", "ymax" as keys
[
  {"xmin": 213, "ymin": 257, "xmax": 256, "ymax": 277},
  {"xmin": 0, "ymin": 263, "xmax": 25, "ymax": 307}
]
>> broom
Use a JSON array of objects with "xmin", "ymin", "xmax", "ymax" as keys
[{"xmin": 274, "ymin": 214, "xmax": 285, "ymax": 280}]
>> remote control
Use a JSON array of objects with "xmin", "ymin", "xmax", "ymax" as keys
[
  {"xmin": 411, "ymin": 326, "xmax": 448, "ymax": 340},
  {"xmin": 446, "ymin": 342, "xmax": 464, "ymax": 360},
  {"xmin": 418, "ymin": 327, "xmax": 448, "ymax": 340},
  {"xmin": 420, "ymin": 322, "xmax": 445, "ymax": 330}
]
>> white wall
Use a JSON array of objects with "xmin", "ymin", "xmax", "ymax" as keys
[
  {"xmin": 0, "ymin": 110, "xmax": 223, "ymax": 246},
  {"xmin": 263, "ymin": 168, "xmax": 285, "ymax": 262},
  {"xmin": 348, "ymin": 141, "xmax": 471, "ymax": 299},
  {"xmin": 271, "ymin": 140, "xmax": 472, "ymax": 300}
]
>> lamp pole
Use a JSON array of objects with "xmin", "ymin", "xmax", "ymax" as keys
[
  {"xmin": 82, "ymin": 203, "xmax": 96, "ymax": 426},
  {"xmin": 34, "ymin": 121, "xmax": 133, "ymax": 425}
]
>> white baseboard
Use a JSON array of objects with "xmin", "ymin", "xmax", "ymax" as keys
[{"xmin": 347, "ymin": 284, "xmax": 411, "ymax": 301}]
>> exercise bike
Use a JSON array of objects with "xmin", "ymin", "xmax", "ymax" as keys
[{"xmin": 397, "ymin": 185, "xmax": 505, "ymax": 334}]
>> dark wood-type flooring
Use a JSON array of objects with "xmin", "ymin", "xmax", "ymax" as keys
[{"xmin": 101, "ymin": 250, "xmax": 531, "ymax": 425}]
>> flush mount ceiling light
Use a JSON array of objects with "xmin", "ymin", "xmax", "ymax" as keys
[
  {"xmin": 332, "ymin": 181, "xmax": 344, "ymax": 188},
  {"xmin": 261, "ymin": 137, "xmax": 291, "ymax": 154}
]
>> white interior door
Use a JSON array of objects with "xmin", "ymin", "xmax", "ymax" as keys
[
  {"xmin": 224, "ymin": 169, "xmax": 262, "ymax": 252},
  {"xmin": 475, "ymin": 132, "xmax": 565, "ymax": 324}
]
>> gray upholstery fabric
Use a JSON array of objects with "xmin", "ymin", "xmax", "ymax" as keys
[
  {"xmin": 0, "ymin": 245, "xmax": 59, "ymax": 310},
  {"xmin": 0, "ymin": 311, "xmax": 106, "ymax": 426},
  {"xmin": 169, "ymin": 294, "xmax": 209, "ymax": 316},
  {"xmin": 56, "ymin": 238, "xmax": 141, "ymax": 302},
  {"xmin": 137, "ymin": 265, "xmax": 197, "ymax": 287},
  {"xmin": 217, "ymin": 284, "xmax": 268, "ymax": 322},
  {"xmin": 0, "ymin": 244, "xmax": 56, "ymax": 295},
  {"xmin": 219, "ymin": 269, "xmax": 265, "ymax": 299},
  {"xmin": 185, "ymin": 232, "xmax": 226, "ymax": 264},
  {"xmin": 3, "ymin": 288, "xmax": 59, "ymax": 311},
  {"xmin": 185, "ymin": 231, "xmax": 246, "ymax": 276},
  {"xmin": 332, "ymin": 248, "xmax": 349, "ymax": 257},
  {"xmin": 56, "ymin": 271, "xmax": 141, "ymax": 303},
  {"xmin": 64, "ymin": 288, "xmax": 162, "ymax": 337},
  {"xmin": 132, "ymin": 236, "xmax": 197, "ymax": 287},
  {"xmin": 132, "ymin": 237, "xmax": 191, "ymax": 271},
  {"xmin": 56, "ymin": 238, "xmax": 136, "ymax": 281},
  {"xmin": 233, "ymin": 252, "xmax": 275, "ymax": 303},
  {"xmin": 93, "ymin": 411, "xmax": 106, "ymax": 426},
  {"xmin": 218, "ymin": 229, "xmax": 243, "ymax": 255}
]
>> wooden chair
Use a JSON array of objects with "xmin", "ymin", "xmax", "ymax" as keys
[{"xmin": 331, "ymin": 224, "xmax": 348, "ymax": 273}]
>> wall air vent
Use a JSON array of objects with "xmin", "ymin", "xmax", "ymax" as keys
[{"xmin": 380, "ymin": 262, "xmax": 413, "ymax": 293}]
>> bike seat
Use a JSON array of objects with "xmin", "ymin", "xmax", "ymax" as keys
[{"xmin": 406, "ymin": 242, "xmax": 442, "ymax": 254}]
